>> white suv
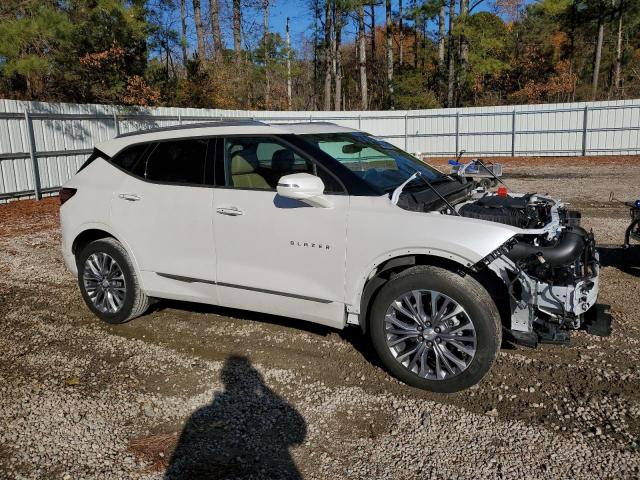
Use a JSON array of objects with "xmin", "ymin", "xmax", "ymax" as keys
[{"xmin": 60, "ymin": 121, "xmax": 605, "ymax": 392}]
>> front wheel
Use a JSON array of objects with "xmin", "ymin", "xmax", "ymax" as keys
[
  {"xmin": 369, "ymin": 265, "xmax": 501, "ymax": 393},
  {"xmin": 76, "ymin": 237, "xmax": 150, "ymax": 324}
]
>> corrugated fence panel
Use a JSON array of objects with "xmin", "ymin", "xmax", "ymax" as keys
[{"xmin": 1, "ymin": 98, "xmax": 639, "ymax": 201}]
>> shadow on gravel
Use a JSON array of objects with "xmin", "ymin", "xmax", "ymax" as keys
[
  {"xmin": 598, "ymin": 245, "xmax": 640, "ymax": 277},
  {"xmin": 165, "ymin": 355, "xmax": 307, "ymax": 480}
]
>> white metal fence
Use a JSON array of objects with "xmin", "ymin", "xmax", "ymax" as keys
[{"xmin": 1, "ymin": 98, "xmax": 639, "ymax": 201}]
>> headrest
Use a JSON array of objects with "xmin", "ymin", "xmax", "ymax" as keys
[
  {"xmin": 231, "ymin": 154, "xmax": 257, "ymax": 175},
  {"xmin": 272, "ymin": 149, "xmax": 295, "ymax": 171}
]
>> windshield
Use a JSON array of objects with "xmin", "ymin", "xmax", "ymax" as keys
[{"xmin": 298, "ymin": 132, "xmax": 444, "ymax": 191}]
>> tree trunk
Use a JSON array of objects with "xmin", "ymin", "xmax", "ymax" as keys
[
  {"xmin": 233, "ymin": 0, "xmax": 242, "ymax": 59},
  {"xmin": 614, "ymin": 0, "xmax": 624, "ymax": 93},
  {"xmin": 422, "ymin": 15, "xmax": 427, "ymax": 71},
  {"xmin": 334, "ymin": 5, "xmax": 342, "ymax": 111},
  {"xmin": 263, "ymin": 0, "xmax": 270, "ymax": 109},
  {"xmin": 438, "ymin": 3, "xmax": 445, "ymax": 66},
  {"xmin": 323, "ymin": 0, "xmax": 333, "ymax": 110},
  {"xmin": 370, "ymin": 2, "xmax": 376, "ymax": 62},
  {"xmin": 591, "ymin": 2, "xmax": 604, "ymax": 101},
  {"xmin": 386, "ymin": 0, "xmax": 393, "ymax": 107},
  {"xmin": 313, "ymin": 0, "xmax": 320, "ymax": 104},
  {"xmin": 193, "ymin": 0, "xmax": 206, "ymax": 61},
  {"xmin": 399, "ymin": 0, "xmax": 403, "ymax": 66},
  {"xmin": 358, "ymin": 0, "xmax": 368, "ymax": 109},
  {"xmin": 459, "ymin": 0, "xmax": 468, "ymax": 78},
  {"xmin": 286, "ymin": 17, "xmax": 292, "ymax": 110},
  {"xmin": 334, "ymin": 48, "xmax": 342, "ymax": 111},
  {"xmin": 210, "ymin": 0, "xmax": 223, "ymax": 58},
  {"xmin": 447, "ymin": 0, "xmax": 456, "ymax": 107},
  {"xmin": 412, "ymin": 0, "xmax": 418, "ymax": 68},
  {"xmin": 180, "ymin": 0, "xmax": 188, "ymax": 65}
]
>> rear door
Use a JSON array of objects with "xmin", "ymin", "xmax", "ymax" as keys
[
  {"xmin": 109, "ymin": 138, "xmax": 217, "ymax": 300},
  {"xmin": 211, "ymin": 136, "xmax": 349, "ymax": 328}
]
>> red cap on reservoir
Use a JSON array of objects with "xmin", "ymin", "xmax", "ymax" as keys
[{"xmin": 497, "ymin": 185, "xmax": 508, "ymax": 197}]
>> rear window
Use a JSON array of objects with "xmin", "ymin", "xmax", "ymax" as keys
[{"xmin": 109, "ymin": 140, "xmax": 210, "ymax": 185}]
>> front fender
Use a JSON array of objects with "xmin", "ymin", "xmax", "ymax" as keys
[{"xmin": 345, "ymin": 196, "xmax": 521, "ymax": 311}]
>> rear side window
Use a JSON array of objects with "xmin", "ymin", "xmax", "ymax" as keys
[
  {"xmin": 144, "ymin": 139, "xmax": 209, "ymax": 185},
  {"xmin": 111, "ymin": 144, "xmax": 150, "ymax": 173}
]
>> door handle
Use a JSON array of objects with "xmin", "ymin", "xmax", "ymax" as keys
[
  {"xmin": 216, "ymin": 206, "xmax": 244, "ymax": 216},
  {"xmin": 118, "ymin": 193, "xmax": 141, "ymax": 201}
]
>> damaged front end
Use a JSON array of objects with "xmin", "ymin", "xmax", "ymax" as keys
[{"xmin": 465, "ymin": 192, "xmax": 610, "ymax": 346}]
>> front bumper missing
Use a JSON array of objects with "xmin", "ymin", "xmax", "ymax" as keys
[{"xmin": 488, "ymin": 255, "xmax": 606, "ymax": 345}]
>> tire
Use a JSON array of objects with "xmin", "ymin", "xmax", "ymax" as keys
[
  {"xmin": 369, "ymin": 265, "xmax": 501, "ymax": 393},
  {"xmin": 76, "ymin": 237, "xmax": 150, "ymax": 324}
]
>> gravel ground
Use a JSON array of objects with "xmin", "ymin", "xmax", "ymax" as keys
[{"xmin": 1, "ymin": 157, "xmax": 640, "ymax": 479}]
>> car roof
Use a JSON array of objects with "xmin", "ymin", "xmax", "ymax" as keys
[{"xmin": 95, "ymin": 120, "xmax": 360, "ymax": 157}]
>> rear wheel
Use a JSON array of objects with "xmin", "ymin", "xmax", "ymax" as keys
[
  {"xmin": 76, "ymin": 238, "xmax": 150, "ymax": 324},
  {"xmin": 369, "ymin": 265, "xmax": 501, "ymax": 393}
]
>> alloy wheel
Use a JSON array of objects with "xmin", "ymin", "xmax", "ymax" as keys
[
  {"xmin": 384, "ymin": 289, "xmax": 477, "ymax": 380},
  {"xmin": 83, "ymin": 252, "xmax": 126, "ymax": 314}
]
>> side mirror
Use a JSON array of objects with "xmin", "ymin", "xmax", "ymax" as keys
[{"xmin": 276, "ymin": 173, "xmax": 332, "ymax": 208}]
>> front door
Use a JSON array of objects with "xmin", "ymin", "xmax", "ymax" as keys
[
  {"xmin": 212, "ymin": 136, "xmax": 348, "ymax": 328},
  {"xmin": 110, "ymin": 138, "xmax": 217, "ymax": 301}
]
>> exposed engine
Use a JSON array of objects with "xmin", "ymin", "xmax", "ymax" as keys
[
  {"xmin": 459, "ymin": 194, "xmax": 557, "ymax": 229},
  {"xmin": 458, "ymin": 192, "xmax": 595, "ymax": 284},
  {"xmin": 453, "ymin": 190, "xmax": 606, "ymax": 346}
]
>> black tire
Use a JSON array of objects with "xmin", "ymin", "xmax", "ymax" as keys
[
  {"xmin": 76, "ymin": 237, "xmax": 150, "ymax": 324},
  {"xmin": 369, "ymin": 265, "xmax": 501, "ymax": 393}
]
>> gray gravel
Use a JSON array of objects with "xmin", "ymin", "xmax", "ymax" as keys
[{"xmin": 1, "ymin": 162, "xmax": 640, "ymax": 479}]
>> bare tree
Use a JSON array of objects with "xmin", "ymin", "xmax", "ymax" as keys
[
  {"xmin": 459, "ymin": 0, "xmax": 469, "ymax": 86},
  {"xmin": 370, "ymin": 2, "xmax": 376, "ymax": 61},
  {"xmin": 210, "ymin": 0, "xmax": 223, "ymax": 58},
  {"xmin": 180, "ymin": 0, "xmax": 188, "ymax": 65},
  {"xmin": 358, "ymin": 0, "xmax": 368, "ymax": 109},
  {"xmin": 193, "ymin": 0, "xmax": 206, "ymax": 60},
  {"xmin": 286, "ymin": 17, "xmax": 292, "ymax": 109},
  {"xmin": 591, "ymin": 0, "xmax": 605, "ymax": 100},
  {"xmin": 263, "ymin": 0, "xmax": 270, "ymax": 108},
  {"xmin": 334, "ymin": 2, "xmax": 344, "ymax": 110},
  {"xmin": 614, "ymin": 0, "xmax": 624, "ymax": 93},
  {"xmin": 385, "ymin": 0, "xmax": 393, "ymax": 107},
  {"xmin": 324, "ymin": 0, "xmax": 333, "ymax": 110},
  {"xmin": 447, "ymin": 0, "xmax": 456, "ymax": 107},
  {"xmin": 233, "ymin": 0, "xmax": 242, "ymax": 59},
  {"xmin": 399, "ymin": 0, "xmax": 403, "ymax": 66},
  {"xmin": 438, "ymin": 2, "xmax": 445, "ymax": 65},
  {"xmin": 412, "ymin": 0, "xmax": 418, "ymax": 67}
]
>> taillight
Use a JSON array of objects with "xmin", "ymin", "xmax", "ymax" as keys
[{"xmin": 59, "ymin": 188, "xmax": 77, "ymax": 206}]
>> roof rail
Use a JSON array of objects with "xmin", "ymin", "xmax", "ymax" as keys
[{"xmin": 115, "ymin": 119, "xmax": 266, "ymax": 138}]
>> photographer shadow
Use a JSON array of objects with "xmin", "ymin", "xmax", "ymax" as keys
[{"xmin": 165, "ymin": 355, "xmax": 306, "ymax": 480}]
